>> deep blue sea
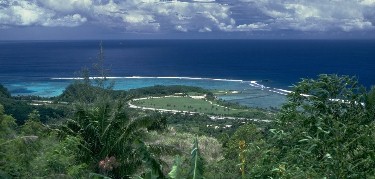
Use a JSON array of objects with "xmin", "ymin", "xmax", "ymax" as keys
[{"xmin": 1, "ymin": 40, "xmax": 375, "ymax": 108}]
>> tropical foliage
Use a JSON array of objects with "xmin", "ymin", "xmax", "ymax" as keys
[
  {"xmin": 0, "ymin": 103, "xmax": 88, "ymax": 178},
  {"xmin": 62, "ymin": 98, "xmax": 166, "ymax": 178},
  {"xmin": 1, "ymin": 74, "xmax": 374, "ymax": 178},
  {"xmin": 267, "ymin": 74, "xmax": 375, "ymax": 178},
  {"xmin": 188, "ymin": 138, "xmax": 204, "ymax": 179}
]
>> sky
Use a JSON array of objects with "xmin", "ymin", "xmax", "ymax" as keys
[{"xmin": 0, "ymin": 0, "xmax": 375, "ymax": 40}]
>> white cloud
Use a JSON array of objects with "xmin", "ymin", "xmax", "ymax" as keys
[
  {"xmin": 199, "ymin": 26, "xmax": 212, "ymax": 32},
  {"xmin": 340, "ymin": 19, "xmax": 373, "ymax": 32},
  {"xmin": 0, "ymin": 0, "xmax": 374, "ymax": 34},
  {"xmin": 42, "ymin": 14, "xmax": 87, "ymax": 27},
  {"xmin": 240, "ymin": 0, "xmax": 375, "ymax": 32},
  {"xmin": 38, "ymin": 0, "xmax": 93, "ymax": 12},
  {"xmin": 121, "ymin": 11, "xmax": 160, "ymax": 31},
  {"xmin": 124, "ymin": 13, "xmax": 150, "ymax": 24},
  {"xmin": 0, "ymin": 1, "xmax": 48, "ymax": 25},
  {"xmin": 175, "ymin": 25, "xmax": 188, "ymax": 32},
  {"xmin": 361, "ymin": 0, "xmax": 375, "ymax": 6},
  {"xmin": 236, "ymin": 22, "xmax": 268, "ymax": 31},
  {"xmin": 284, "ymin": 3, "xmax": 320, "ymax": 19},
  {"xmin": 0, "ymin": 0, "xmax": 87, "ymax": 27},
  {"xmin": 193, "ymin": 0, "xmax": 215, "ymax": 2}
]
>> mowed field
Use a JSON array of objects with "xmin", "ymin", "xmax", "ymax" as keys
[{"xmin": 132, "ymin": 96, "xmax": 249, "ymax": 115}]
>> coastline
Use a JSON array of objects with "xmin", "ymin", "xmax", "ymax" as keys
[{"xmin": 2, "ymin": 76, "xmax": 287, "ymax": 109}]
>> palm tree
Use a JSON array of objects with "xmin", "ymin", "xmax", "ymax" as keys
[
  {"xmin": 62, "ymin": 99, "xmax": 164, "ymax": 178},
  {"xmin": 60, "ymin": 41, "xmax": 169, "ymax": 178}
]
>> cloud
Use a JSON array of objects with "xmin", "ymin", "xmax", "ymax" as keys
[
  {"xmin": 238, "ymin": 0, "xmax": 375, "ymax": 32},
  {"xmin": 193, "ymin": 0, "xmax": 216, "ymax": 2},
  {"xmin": 0, "ymin": 0, "xmax": 374, "ymax": 34},
  {"xmin": 0, "ymin": 0, "xmax": 233, "ymax": 32},
  {"xmin": 38, "ymin": 0, "xmax": 92, "ymax": 12},
  {"xmin": 0, "ymin": 0, "xmax": 52, "ymax": 26},
  {"xmin": 175, "ymin": 25, "xmax": 188, "ymax": 32},
  {"xmin": 119, "ymin": 0, "xmax": 233, "ymax": 32},
  {"xmin": 235, "ymin": 22, "xmax": 268, "ymax": 31},
  {"xmin": 43, "ymin": 14, "xmax": 87, "ymax": 27},
  {"xmin": 0, "ymin": 0, "xmax": 87, "ymax": 27},
  {"xmin": 199, "ymin": 26, "xmax": 212, "ymax": 32},
  {"xmin": 361, "ymin": 0, "xmax": 375, "ymax": 6}
]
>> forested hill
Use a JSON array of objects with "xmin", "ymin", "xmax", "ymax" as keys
[
  {"xmin": 0, "ymin": 84, "xmax": 65, "ymax": 124},
  {"xmin": 0, "ymin": 84, "xmax": 11, "ymax": 98},
  {"xmin": 57, "ymin": 83, "xmax": 210, "ymax": 102}
]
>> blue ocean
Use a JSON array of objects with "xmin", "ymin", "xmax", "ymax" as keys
[{"xmin": 1, "ymin": 40, "xmax": 375, "ymax": 108}]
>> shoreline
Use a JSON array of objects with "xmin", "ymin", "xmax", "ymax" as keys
[
  {"xmin": 2, "ymin": 77, "xmax": 287, "ymax": 109},
  {"xmin": 4, "ymin": 76, "xmax": 290, "ymax": 96}
]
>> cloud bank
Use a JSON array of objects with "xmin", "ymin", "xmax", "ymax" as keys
[{"xmin": 0, "ymin": 0, "xmax": 374, "ymax": 34}]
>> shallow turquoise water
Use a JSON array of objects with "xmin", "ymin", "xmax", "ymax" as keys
[{"xmin": 3, "ymin": 77, "xmax": 286, "ymax": 109}]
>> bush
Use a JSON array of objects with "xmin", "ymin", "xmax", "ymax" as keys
[{"xmin": 268, "ymin": 74, "xmax": 375, "ymax": 178}]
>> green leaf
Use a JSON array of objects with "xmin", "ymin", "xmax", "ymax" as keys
[
  {"xmin": 317, "ymin": 127, "xmax": 330, "ymax": 134},
  {"xmin": 89, "ymin": 172, "xmax": 112, "ymax": 179},
  {"xmin": 143, "ymin": 170, "xmax": 159, "ymax": 179},
  {"xmin": 136, "ymin": 140, "xmax": 165, "ymax": 178},
  {"xmin": 298, "ymin": 139, "xmax": 309, "ymax": 143},
  {"xmin": 188, "ymin": 138, "xmax": 204, "ymax": 179},
  {"xmin": 168, "ymin": 155, "xmax": 182, "ymax": 179}
]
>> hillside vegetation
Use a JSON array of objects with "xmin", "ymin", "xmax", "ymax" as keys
[{"xmin": 1, "ymin": 74, "xmax": 374, "ymax": 178}]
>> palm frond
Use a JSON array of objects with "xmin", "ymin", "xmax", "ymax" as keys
[
  {"xmin": 135, "ymin": 140, "xmax": 165, "ymax": 179},
  {"xmin": 89, "ymin": 172, "xmax": 112, "ymax": 179},
  {"xmin": 188, "ymin": 138, "xmax": 204, "ymax": 179},
  {"xmin": 61, "ymin": 100, "xmax": 170, "ymax": 178},
  {"xmin": 110, "ymin": 117, "xmax": 153, "ymax": 152}
]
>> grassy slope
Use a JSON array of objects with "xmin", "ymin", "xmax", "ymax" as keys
[{"xmin": 132, "ymin": 96, "xmax": 249, "ymax": 115}]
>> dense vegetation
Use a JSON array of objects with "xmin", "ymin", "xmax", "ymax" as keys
[
  {"xmin": 0, "ymin": 84, "xmax": 66, "ymax": 124},
  {"xmin": 266, "ymin": 75, "xmax": 375, "ymax": 178},
  {"xmin": 1, "ymin": 74, "xmax": 374, "ymax": 178}
]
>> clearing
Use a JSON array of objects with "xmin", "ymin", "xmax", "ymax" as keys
[{"xmin": 130, "ymin": 95, "xmax": 249, "ymax": 116}]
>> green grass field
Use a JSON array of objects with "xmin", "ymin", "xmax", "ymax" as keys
[{"xmin": 132, "ymin": 96, "xmax": 249, "ymax": 115}]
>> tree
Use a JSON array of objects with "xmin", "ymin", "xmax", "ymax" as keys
[
  {"xmin": 269, "ymin": 74, "xmax": 375, "ymax": 178},
  {"xmin": 0, "ymin": 104, "xmax": 16, "ymax": 140},
  {"xmin": 93, "ymin": 41, "xmax": 112, "ymax": 89},
  {"xmin": 62, "ymin": 100, "xmax": 165, "ymax": 178},
  {"xmin": 365, "ymin": 86, "xmax": 375, "ymax": 119},
  {"xmin": 21, "ymin": 110, "xmax": 45, "ymax": 137},
  {"xmin": 61, "ymin": 41, "xmax": 114, "ymax": 104},
  {"xmin": 0, "ymin": 84, "xmax": 11, "ymax": 98},
  {"xmin": 29, "ymin": 135, "xmax": 89, "ymax": 178},
  {"xmin": 59, "ymin": 41, "xmax": 170, "ymax": 178},
  {"xmin": 0, "ymin": 107, "xmax": 42, "ymax": 178},
  {"xmin": 218, "ymin": 124, "xmax": 268, "ymax": 178}
]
